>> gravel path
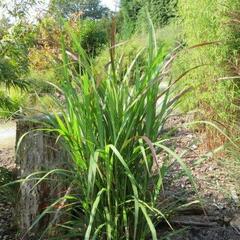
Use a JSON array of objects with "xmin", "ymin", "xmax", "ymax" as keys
[{"xmin": 0, "ymin": 121, "xmax": 17, "ymax": 240}]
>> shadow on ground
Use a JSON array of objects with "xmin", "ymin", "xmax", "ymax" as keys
[{"xmin": 0, "ymin": 167, "xmax": 17, "ymax": 240}]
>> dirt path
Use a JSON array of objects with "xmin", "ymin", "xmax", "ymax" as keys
[
  {"xmin": 159, "ymin": 113, "xmax": 240, "ymax": 239},
  {"xmin": 0, "ymin": 120, "xmax": 17, "ymax": 240},
  {"xmin": 0, "ymin": 121, "xmax": 16, "ymax": 148},
  {"xmin": 0, "ymin": 120, "xmax": 16, "ymax": 169}
]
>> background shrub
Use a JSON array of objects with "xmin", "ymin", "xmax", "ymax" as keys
[
  {"xmin": 72, "ymin": 19, "xmax": 109, "ymax": 57},
  {"xmin": 119, "ymin": 0, "xmax": 178, "ymax": 38},
  {"xmin": 175, "ymin": 0, "xmax": 240, "ymax": 127},
  {"xmin": 94, "ymin": 25, "xmax": 178, "ymax": 82}
]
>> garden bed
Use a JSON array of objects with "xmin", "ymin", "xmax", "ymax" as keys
[{"xmin": 0, "ymin": 116, "xmax": 239, "ymax": 239}]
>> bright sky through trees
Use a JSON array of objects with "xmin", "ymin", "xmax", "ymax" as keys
[
  {"xmin": 0, "ymin": 0, "xmax": 119, "ymax": 21},
  {"xmin": 101, "ymin": 0, "xmax": 118, "ymax": 11}
]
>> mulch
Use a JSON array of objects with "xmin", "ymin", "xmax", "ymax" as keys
[{"xmin": 157, "ymin": 113, "xmax": 240, "ymax": 239}]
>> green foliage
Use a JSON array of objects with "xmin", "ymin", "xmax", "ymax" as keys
[
  {"xmin": 0, "ymin": 89, "xmax": 29, "ymax": 118},
  {"xmin": 0, "ymin": 16, "xmax": 11, "ymax": 36},
  {"xmin": 148, "ymin": 0, "xmax": 178, "ymax": 26},
  {"xmin": 120, "ymin": 0, "xmax": 144, "ymax": 37},
  {"xmin": 0, "ymin": 22, "xmax": 36, "ymax": 112},
  {"xmin": 0, "ymin": 91, "xmax": 16, "ymax": 112},
  {"xmin": 94, "ymin": 25, "xmax": 178, "ymax": 82},
  {"xmin": 27, "ymin": 69, "xmax": 57, "ymax": 94},
  {"xmin": 73, "ymin": 19, "xmax": 109, "ymax": 56},
  {"xmin": 0, "ymin": 22, "xmax": 35, "ymax": 82},
  {"xmin": 0, "ymin": 59, "xmax": 28, "ymax": 90},
  {"xmin": 0, "ymin": 14, "xmax": 110, "ymax": 117},
  {"xmin": 32, "ymin": 16, "xmax": 109, "ymax": 61},
  {"xmin": 49, "ymin": 0, "xmax": 110, "ymax": 19},
  {"xmin": 94, "ymin": 34, "xmax": 149, "ymax": 81},
  {"xmin": 0, "ymin": 0, "xmax": 44, "ymax": 21},
  {"xmin": 175, "ymin": 0, "xmax": 240, "ymax": 123},
  {"xmin": 119, "ymin": 0, "xmax": 178, "ymax": 38}
]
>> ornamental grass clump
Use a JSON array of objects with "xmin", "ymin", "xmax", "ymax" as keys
[{"xmin": 41, "ymin": 19, "xmax": 193, "ymax": 240}]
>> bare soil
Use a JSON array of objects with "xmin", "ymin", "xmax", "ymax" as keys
[{"xmin": 0, "ymin": 120, "xmax": 17, "ymax": 240}]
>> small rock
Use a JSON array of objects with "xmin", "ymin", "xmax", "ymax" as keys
[
  {"xmin": 224, "ymin": 216, "xmax": 232, "ymax": 223},
  {"xmin": 230, "ymin": 213, "xmax": 240, "ymax": 234},
  {"xmin": 191, "ymin": 144, "xmax": 198, "ymax": 150},
  {"xmin": 230, "ymin": 188, "xmax": 239, "ymax": 205}
]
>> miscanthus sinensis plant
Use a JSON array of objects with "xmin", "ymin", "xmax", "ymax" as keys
[{"xmin": 39, "ymin": 18, "xmax": 193, "ymax": 240}]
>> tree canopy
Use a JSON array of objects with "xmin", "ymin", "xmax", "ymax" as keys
[
  {"xmin": 49, "ymin": 0, "xmax": 110, "ymax": 19},
  {"xmin": 120, "ymin": 0, "xmax": 178, "ymax": 37}
]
